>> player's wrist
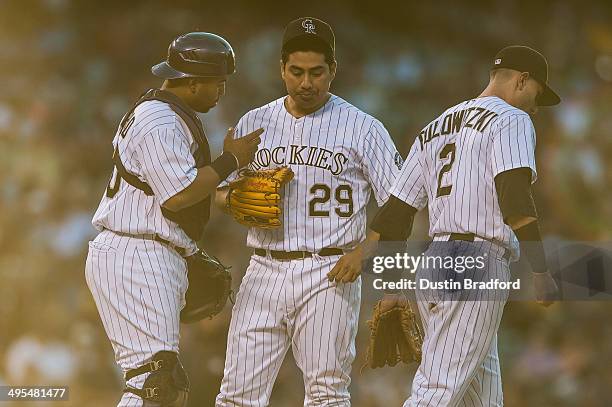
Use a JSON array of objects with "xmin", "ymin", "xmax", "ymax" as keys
[
  {"xmin": 211, "ymin": 152, "xmax": 239, "ymax": 181},
  {"xmin": 226, "ymin": 151, "xmax": 240, "ymax": 169}
]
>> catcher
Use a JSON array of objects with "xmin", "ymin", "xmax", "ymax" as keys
[{"xmin": 85, "ymin": 33, "xmax": 260, "ymax": 407}]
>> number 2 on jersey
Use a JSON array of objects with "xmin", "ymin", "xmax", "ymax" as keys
[
  {"xmin": 309, "ymin": 184, "xmax": 354, "ymax": 217},
  {"xmin": 436, "ymin": 142, "xmax": 456, "ymax": 197}
]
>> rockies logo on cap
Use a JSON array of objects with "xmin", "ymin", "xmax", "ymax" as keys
[
  {"xmin": 302, "ymin": 19, "xmax": 316, "ymax": 34},
  {"xmin": 282, "ymin": 17, "xmax": 335, "ymax": 56}
]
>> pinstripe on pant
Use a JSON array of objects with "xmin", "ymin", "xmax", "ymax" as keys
[
  {"xmin": 85, "ymin": 229, "xmax": 188, "ymax": 407},
  {"xmin": 216, "ymin": 253, "xmax": 361, "ymax": 407},
  {"xmin": 404, "ymin": 241, "xmax": 509, "ymax": 407}
]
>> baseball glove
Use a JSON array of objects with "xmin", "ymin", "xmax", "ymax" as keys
[
  {"xmin": 363, "ymin": 300, "xmax": 424, "ymax": 369},
  {"xmin": 180, "ymin": 249, "xmax": 232, "ymax": 324},
  {"xmin": 226, "ymin": 166, "xmax": 294, "ymax": 229}
]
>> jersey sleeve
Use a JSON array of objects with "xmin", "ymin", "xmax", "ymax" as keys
[
  {"xmin": 359, "ymin": 120, "xmax": 403, "ymax": 206},
  {"xmin": 132, "ymin": 124, "xmax": 197, "ymax": 204},
  {"xmin": 389, "ymin": 138, "xmax": 428, "ymax": 210},
  {"xmin": 490, "ymin": 113, "xmax": 537, "ymax": 183}
]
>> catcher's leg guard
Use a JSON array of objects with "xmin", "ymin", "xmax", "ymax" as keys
[{"xmin": 124, "ymin": 351, "xmax": 189, "ymax": 407}]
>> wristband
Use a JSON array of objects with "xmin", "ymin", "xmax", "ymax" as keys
[
  {"xmin": 211, "ymin": 152, "xmax": 238, "ymax": 181},
  {"xmin": 515, "ymin": 221, "xmax": 547, "ymax": 274}
]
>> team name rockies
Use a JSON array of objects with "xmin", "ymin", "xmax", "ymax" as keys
[
  {"xmin": 249, "ymin": 144, "xmax": 348, "ymax": 175},
  {"xmin": 418, "ymin": 106, "xmax": 498, "ymax": 148}
]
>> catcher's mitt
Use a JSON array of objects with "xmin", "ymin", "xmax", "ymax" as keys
[
  {"xmin": 180, "ymin": 249, "xmax": 232, "ymax": 323},
  {"xmin": 226, "ymin": 166, "xmax": 294, "ymax": 229},
  {"xmin": 363, "ymin": 300, "xmax": 424, "ymax": 369}
]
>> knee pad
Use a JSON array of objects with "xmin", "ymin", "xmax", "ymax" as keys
[{"xmin": 124, "ymin": 351, "xmax": 189, "ymax": 407}]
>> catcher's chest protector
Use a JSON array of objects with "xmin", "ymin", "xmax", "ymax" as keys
[{"xmin": 116, "ymin": 89, "xmax": 211, "ymax": 241}]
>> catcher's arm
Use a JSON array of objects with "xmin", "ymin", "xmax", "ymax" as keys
[{"xmin": 164, "ymin": 128, "xmax": 262, "ymax": 212}]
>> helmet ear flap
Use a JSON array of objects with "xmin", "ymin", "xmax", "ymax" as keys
[{"xmin": 226, "ymin": 49, "xmax": 236, "ymax": 75}]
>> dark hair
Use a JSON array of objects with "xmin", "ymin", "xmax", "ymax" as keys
[{"xmin": 281, "ymin": 37, "xmax": 335, "ymax": 67}]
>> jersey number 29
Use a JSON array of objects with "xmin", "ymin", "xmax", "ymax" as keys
[{"xmin": 309, "ymin": 184, "xmax": 354, "ymax": 218}]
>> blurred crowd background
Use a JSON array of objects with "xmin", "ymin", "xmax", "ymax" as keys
[{"xmin": 0, "ymin": 0, "xmax": 610, "ymax": 406}]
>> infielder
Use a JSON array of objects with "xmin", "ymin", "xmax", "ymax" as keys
[
  {"xmin": 215, "ymin": 17, "xmax": 403, "ymax": 406},
  {"xmin": 370, "ymin": 45, "xmax": 560, "ymax": 406},
  {"xmin": 85, "ymin": 33, "xmax": 262, "ymax": 406}
]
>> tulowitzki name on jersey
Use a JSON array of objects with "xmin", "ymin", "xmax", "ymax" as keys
[
  {"xmin": 249, "ymin": 144, "xmax": 349, "ymax": 175},
  {"xmin": 417, "ymin": 106, "xmax": 499, "ymax": 149}
]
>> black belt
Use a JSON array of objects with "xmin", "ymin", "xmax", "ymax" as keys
[
  {"xmin": 449, "ymin": 232, "xmax": 477, "ymax": 241},
  {"xmin": 253, "ymin": 248, "xmax": 344, "ymax": 260},
  {"xmin": 447, "ymin": 233, "xmax": 511, "ymax": 261},
  {"xmin": 153, "ymin": 235, "xmax": 188, "ymax": 257},
  {"xmin": 106, "ymin": 229, "xmax": 188, "ymax": 257}
]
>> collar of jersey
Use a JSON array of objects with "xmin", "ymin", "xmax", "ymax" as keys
[{"xmin": 283, "ymin": 93, "xmax": 337, "ymax": 120}]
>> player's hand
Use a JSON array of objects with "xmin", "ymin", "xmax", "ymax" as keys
[
  {"xmin": 327, "ymin": 246, "xmax": 364, "ymax": 283},
  {"xmin": 532, "ymin": 270, "xmax": 558, "ymax": 307},
  {"xmin": 379, "ymin": 293, "xmax": 408, "ymax": 312},
  {"xmin": 223, "ymin": 127, "xmax": 263, "ymax": 168}
]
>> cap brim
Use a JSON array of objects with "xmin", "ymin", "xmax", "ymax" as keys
[
  {"xmin": 538, "ymin": 84, "xmax": 561, "ymax": 106},
  {"xmin": 151, "ymin": 61, "xmax": 195, "ymax": 79}
]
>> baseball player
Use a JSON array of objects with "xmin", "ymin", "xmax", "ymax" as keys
[
  {"xmin": 85, "ymin": 33, "xmax": 262, "ymax": 407},
  {"xmin": 370, "ymin": 45, "xmax": 561, "ymax": 406},
  {"xmin": 214, "ymin": 17, "xmax": 403, "ymax": 406}
]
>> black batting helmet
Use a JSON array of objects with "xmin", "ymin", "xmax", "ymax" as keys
[{"xmin": 152, "ymin": 32, "xmax": 236, "ymax": 79}]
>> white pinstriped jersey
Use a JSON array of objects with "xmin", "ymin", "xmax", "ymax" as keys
[
  {"xmin": 92, "ymin": 100, "xmax": 199, "ymax": 250},
  {"xmin": 228, "ymin": 94, "xmax": 402, "ymax": 252},
  {"xmin": 390, "ymin": 96, "xmax": 537, "ymax": 259}
]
